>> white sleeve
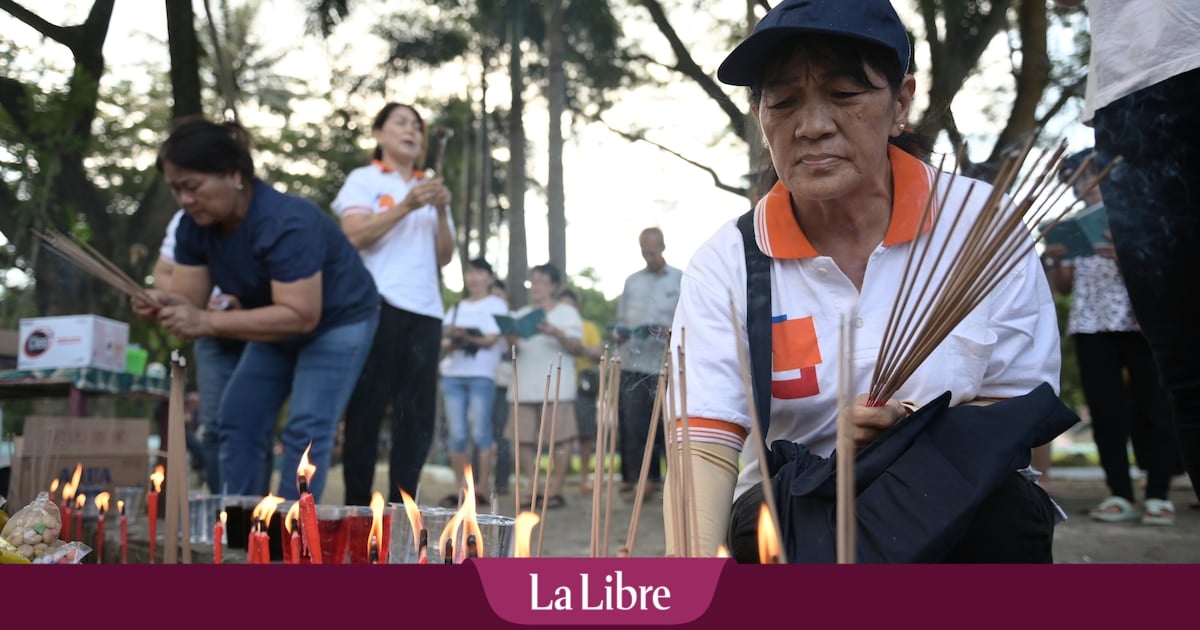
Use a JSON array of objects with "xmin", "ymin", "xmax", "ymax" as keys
[
  {"xmin": 978, "ymin": 248, "xmax": 1063, "ymax": 398},
  {"xmin": 159, "ymin": 209, "xmax": 185, "ymax": 262},
  {"xmin": 669, "ymin": 224, "xmax": 753, "ymax": 448},
  {"xmin": 331, "ymin": 168, "xmax": 376, "ymax": 217}
]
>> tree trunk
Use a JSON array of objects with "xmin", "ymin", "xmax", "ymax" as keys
[
  {"xmin": 166, "ymin": 0, "xmax": 202, "ymax": 122},
  {"xmin": 982, "ymin": 0, "xmax": 1051, "ymax": 175},
  {"xmin": 545, "ymin": 0, "xmax": 567, "ymax": 274},
  {"xmin": 505, "ymin": 0, "xmax": 529, "ymax": 307},
  {"xmin": 477, "ymin": 49, "xmax": 492, "ymax": 263}
]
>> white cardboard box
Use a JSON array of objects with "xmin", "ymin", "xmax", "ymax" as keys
[{"xmin": 18, "ymin": 314, "xmax": 129, "ymax": 372}]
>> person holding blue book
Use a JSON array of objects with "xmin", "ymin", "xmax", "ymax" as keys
[{"xmin": 1043, "ymin": 149, "xmax": 1183, "ymax": 526}]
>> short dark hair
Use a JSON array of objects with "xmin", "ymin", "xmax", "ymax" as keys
[
  {"xmin": 749, "ymin": 35, "xmax": 903, "ymax": 104},
  {"xmin": 530, "ymin": 262, "xmax": 563, "ymax": 288},
  {"xmin": 467, "ymin": 257, "xmax": 494, "ymax": 276},
  {"xmin": 558, "ymin": 287, "xmax": 580, "ymax": 304},
  {"xmin": 1058, "ymin": 148, "xmax": 1095, "ymax": 183},
  {"xmin": 156, "ymin": 116, "xmax": 255, "ymax": 181},
  {"xmin": 492, "ymin": 278, "xmax": 507, "ymax": 292}
]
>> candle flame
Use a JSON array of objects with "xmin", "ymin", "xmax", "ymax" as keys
[
  {"xmin": 283, "ymin": 502, "xmax": 299, "ymax": 535},
  {"xmin": 297, "ymin": 442, "xmax": 316, "ymax": 487},
  {"xmin": 252, "ymin": 494, "xmax": 285, "ymax": 524},
  {"xmin": 513, "ymin": 512, "xmax": 540, "ymax": 558},
  {"xmin": 70, "ymin": 462, "xmax": 82, "ymax": 494},
  {"xmin": 369, "ymin": 492, "xmax": 385, "ymax": 561},
  {"xmin": 50, "ymin": 478, "xmax": 59, "ymax": 494},
  {"xmin": 399, "ymin": 488, "xmax": 423, "ymax": 551},
  {"xmin": 716, "ymin": 545, "xmax": 730, "ymax": 558},
  {"xmin": 95, "ymin": 491, "xmax": 111, "ymax": 514},
  {"xmin": 150, "ymin": 464, "xmax": 165, "ymax": 493},
  {"xmin": 118, "ymin": 500, "xmax": 125, "ymax": 515},
  {"xmin": 460, "ymin": 465, "xmax": 483, "ymax": 558},
  {"xmin": 220, "ymin": 510, "xmax": 228, "ymax": 525},
  {"xmin": 76, "ymin": 493, "xmax": 86, "ymax": 510},
  {"xmin": 438, "ymin": 504, "xmax": 465, "ymax": 564},
  {"xmin": 757, "ymin": 503, "xmax": 781, "ymax": 564}
]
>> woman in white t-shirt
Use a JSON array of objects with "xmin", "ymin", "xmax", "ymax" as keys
[
  {"xmin": 438, "ymin": 258, "xmax": 509, "ymax": 506},
  {"xmin": 508, "ymin": 263, "xmax": 583, "ymax": 511}
]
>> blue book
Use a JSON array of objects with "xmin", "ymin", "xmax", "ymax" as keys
[
  {"xmin": 1042, "ymin": 204, "xmax": 1111, "ymax": 259},
  {"xmin": 494, "ymin": 309, "xmax": 545, "ymax": 338}
]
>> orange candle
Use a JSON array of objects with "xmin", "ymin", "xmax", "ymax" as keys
[
  {"xmin": 214, "ymin": 511, "xmax": 225, "ymax": 565},
  {"xmin": 119, "ymin": 501, "xmax": 128, "ymax": 564},
  {"xmin": 289, "ymin": 528, "xmax": 301, "ymax": 564},
  {"xmin": 148, "ymin": 465, "xmax": 164, "ymax": 564}
]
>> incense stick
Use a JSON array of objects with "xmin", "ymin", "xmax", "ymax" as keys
[
  {"xmin": 590, "ymin": 350, "xmax": 608, "ymax": 558},
  {"xmin": 536, "ymin": 355, "xmax": 564, "ymax": 558},
  {"xmin": 35, "ymin": 228, "xmax": 157, "ymax": 304},
  {"xmin": 675, "ymin": 337, "xmax": 700, "ymax": 558},
  {"xmin": 164, "ymin": 351, "xmax": 188, "ymax": 564},
  {"xmin": 727, "ymin": 297, "xmax": 786, "ymax": 563},
  {"xmin": 602, "ymin": 364, "xmax": 621, "ymax": 558},
  {"xmin": 528, "ymin": 365, "xmax": 552, "ymax": 523},
  {"xmin": 835, "ymin": 315, "xmax": 856, "ymax": 564},
  {"xmin": 624, "ymin": 353, "xmax": 669, "ymax": 556}
]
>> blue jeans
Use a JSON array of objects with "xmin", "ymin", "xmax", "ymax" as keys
[
  {"xmin": 194, "ymin": 336, "xmax": 245, "ymax": 494},
  {"xmin": 442, "ymin": 376, "xmax": 496, "ymax": 453},
  {"xmin": 217, "ymin": 314, "xmax": 376, "ymax": 502},
  {"xmin": 1095, "ymin": 67, "xmax": 1200, "ymax": 501}
]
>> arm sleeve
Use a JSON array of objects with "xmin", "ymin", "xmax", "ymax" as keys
[
  {"xmin": 331, "ymin": 168, "xmax": 376, "ymax": 217},
  {"xmin": 173, "ymin": 214, "xmax": 206, "ymax": 267},
  {"xmin": 159, "ymin": 209, "xmax": 185, "ymax": 262},
  {"xmin": 663, "ymin": 440, "xmax": 740, "ymax": 557}
]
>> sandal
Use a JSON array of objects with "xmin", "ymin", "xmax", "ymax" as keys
[
  {"xmin": 438, "ymin": 494, "xmax": 460, "ymax": 509},
  {"xmin": 1088, "ymin": 496, "xmax": 1140, "ymax": 522},
  {"xmin": 1141, "ymin": 498, "xmax": 1176, "ymax": 526},
  {"xmin": 544, "ymin": 494, "xmax": 566, "ymax": 510}
]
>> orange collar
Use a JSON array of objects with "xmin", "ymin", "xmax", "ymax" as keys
[
  {"xmin": 371, "ymin": 159, "xmax": 425, "ymax": 179},
  {"xmin": 756, "ymin": 145, "xmax": 939, "ymax": 259}
]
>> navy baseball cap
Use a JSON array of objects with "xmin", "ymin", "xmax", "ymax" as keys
[{"xmin": 718, "ymin": 0, "xmax": 911, "ymax": 87}]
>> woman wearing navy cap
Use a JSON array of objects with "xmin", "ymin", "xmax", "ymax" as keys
[{"xmin": 665, "ymin": 0, "xmax": 1066, "ymax": 562}]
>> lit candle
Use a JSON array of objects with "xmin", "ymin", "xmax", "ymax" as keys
[
  {"xmin": 148, "ymin": 465, "xmax": 164, "ymax": 564},
  {"xmin": 296, "ymin": 443, "xmax": 322, "ymax": 564},
  {"xmin": 74, "ymin": 494, "xmax": 85, "ymax": 547},
  {"xmin": 119, "ymin": 500, "xmax": 128, "ymax": 564},
  {"xmin": 94, "ymin": 492, "xmax": 110, "ymax": 565},
  {"xmin": 368, "ymin": 492, "xmax": 385, "ymax": 565},
  {"xmin": 213, "ymin": 510, "xmax": 225, "ymax": 565},
  {"xmin": 62, "ymin": 463, "xmax": 82, "ymax": 541},
  {"xmin": 283, "ymin": 502, "xmax": 301, "ymax": 564},
  {"xmin": 49, "ymin": 479, "xmax": 60, "ymax": 511}
]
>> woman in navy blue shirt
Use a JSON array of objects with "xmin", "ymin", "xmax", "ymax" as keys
[{"xmin": 133, "ymin": 118, "xmax": 379, "ymax": 501}]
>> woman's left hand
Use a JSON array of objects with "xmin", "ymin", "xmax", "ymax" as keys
[
  {"xmin": 158, "ymin": 303, "xmax": 214, "ymax": 341},
  {"xmin": 846, "ymin": 395, "xmax": 910, "ymax": 450}
]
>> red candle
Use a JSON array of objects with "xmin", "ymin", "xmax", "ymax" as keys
[
  {"xmin": 289, "ymin": 529, "xmax": 301, "ymax": 564},
  {"xmin": 148, "ymin": 465, "xmax": 164, "ymax": 564},
  {"xmin": 247, "ymin": 520, "xmax": 260, "ymax": 565},
  {"xmin": 62, "ymin": 502, "xmax": 73, "ymax": 542},
  {"xmin": 214, "ymin": 510, "xmax": 225, "ymax": 565},
  {"xmin": 94, "ymin": 492, "xmax": 110, "ymax": 565},
  {"xmin": 296, "ymin": 444, "xmax": 323, "ymax": 564},
  {"xmin": 119, "ymin": 500, "xmax": 128, "ymax": 565},
  {"xmin": 74, "ymin": 494, "xmax": 85, "ymax": 546},
  {"xmin": 259, "ymin": 529, "xmax": 271, "ymax": 564}
]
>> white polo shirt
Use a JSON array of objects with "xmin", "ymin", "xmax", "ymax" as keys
[
  {"xmin": 331, "ymin": 162, "xmax": 454, "ymax": 319},
  {"xmin": 671, "ymin": 146, "xmax": 1062, "ymax": 500}
]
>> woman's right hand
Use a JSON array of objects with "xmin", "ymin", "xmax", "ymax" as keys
[
  {"xmin": 402, "ymin": 178, "xmax": 452, "ymax": 212},
  {"xmin": 130, "ymin": 289, "xmax": 179, "ymax": 322}
]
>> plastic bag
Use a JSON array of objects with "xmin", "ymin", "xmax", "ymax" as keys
[{"xmin": 1, "ymin": 491, "xmax": 66, "ymax": 562}]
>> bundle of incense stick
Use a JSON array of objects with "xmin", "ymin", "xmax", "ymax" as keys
[
  {"xmin": 868, "ymin": 137, "xmax": 1114, "ymax": 405},
  {"xmin": 35, "ymin": 228, "xmax": 156, "ymax": 304}
]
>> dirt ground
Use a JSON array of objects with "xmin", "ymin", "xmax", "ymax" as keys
[{"xmin": 320, "ymin": 461, "xmax": 1200, "ymax": 563}]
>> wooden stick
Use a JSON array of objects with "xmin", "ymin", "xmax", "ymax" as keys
[
  {"xmin": 590, "ymin": 350, "xmax": 609, "ymax": 558},
  {"xmin": 602, "ymin": 364, "xmax": 621, "ymax": 558},
  {"xmin": 536, "ymin": 355, "xmax": 564, "ymax": 558},
  {"xmin": 528, "ymin": 364, "xmax": 552, "ymax": 520},
  {"xmin": 163, "ymin": 351, "xmax": 187, "ymax": 564},
  {"xmin": 727, "ymin": 297, "xmax": 786, "ymax": 563},
  {"xmin": 662, "ymin": 352, "xmax": 688, "ymax": 556},
  {"xmin": 511, "ymin": 346, "xmax": 521, "ymax": 518},
  {"xmin": 835, "ymin": 315, "xmax": 856, "ymax": 564},
  {"xmin": 625, "ymin": 354, "xmax": 669, "ymax": 556},
  {"xmin": 675, "ymin": 337, "xmax": 700, "ymax": 558}
]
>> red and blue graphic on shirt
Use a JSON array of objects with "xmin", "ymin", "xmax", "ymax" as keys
[{"xmin": 771, "ymin": 314, "xmax": 822, "ymax": 399}]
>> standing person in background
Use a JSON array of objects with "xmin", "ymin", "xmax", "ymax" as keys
[
  {"xmin": 153, "ymin": 208, "xmax": 247, "ymax": 495},
  {"xmin": 1043, "ymin": 149, "xmax": 1182, "ymax": 525},
  {"xmin": 558, "ymin": 289, "xmax": 604, "ymax": 494},
  {"xmin": 614, "ymin": 228, "xmax": 682, "ymax": 494},
  {"xmin": 133, "ymin": 117, "xmax": 379, "ymax": 502},
  {"xmin": 438, "ymin": 258, "xmax": 509, "ymax": 507},
  {"xmin": 1054, "ymin": 0, "xmax": 1200, "ymax": 506},
  {"xmin": 508, "ymin": 263, "xmax": 583, "ymax": 510},
  {"xmin": 489, "ymin": 279, "xmax": 515, "ymax": 495},
  {"xmin": 333, "ymin": 102, "xmax": 454, "ymax": 505}
]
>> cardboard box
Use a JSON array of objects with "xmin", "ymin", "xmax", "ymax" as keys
[
  {"xmin": 18, "ymin": 315, "xmax": 129, "ymax": 372},
  {"xmin": 9, "ymin": 416, "xmax": 150, "ymax": 511}
]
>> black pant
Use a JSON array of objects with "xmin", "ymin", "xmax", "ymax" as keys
[
  {"xmin": 618, "ymin": 371, "xmax": 665, "ymax": 483},
  {"xmin": 728, "ymin": 472, "xmax": 1056, "ymax": 563},
  {"xmin": 491, "ymin": 384, "xmax": 512, "ymax": 491},
  {"xmin": 1075, "ymin": 332, "xmax": 1182, "ymax": 501},
  {"xmin": 1096, "ymin": 67, "xmax": 1200, "ymax": 502},
  {"xmin": 341, "ymin": 302, "xmax": 442, "ymax": 505}
]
